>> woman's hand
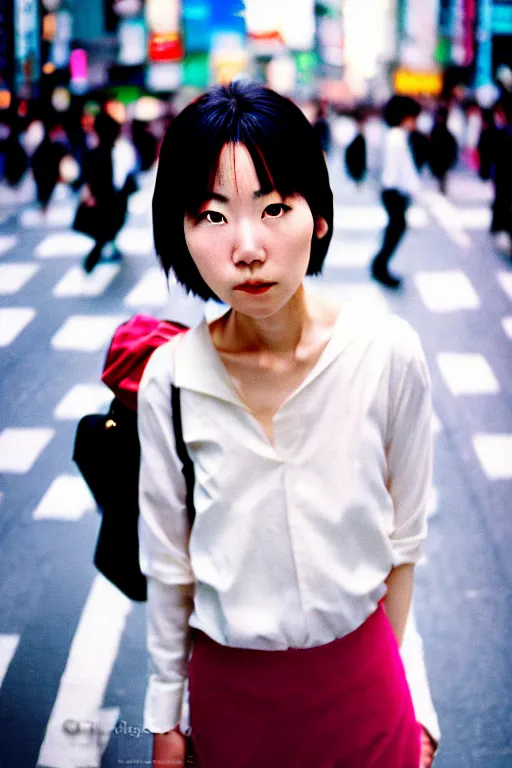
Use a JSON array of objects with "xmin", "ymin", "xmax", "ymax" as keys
[
  {"xmin": 153, "ymin": 726, "xmax": 187, "ymax": 767},
  {"xmin": 419, "ymin": 725, "xmax": 436, "ymax": 767}
]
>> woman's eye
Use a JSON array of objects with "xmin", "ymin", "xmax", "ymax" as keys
[
  {"xmin": 199, "ymin": 211, "xmax": 225, "ymax": 224},
  {"xmin": 263, "ymin": 203, "xmax": 290, "ymax": 218}
]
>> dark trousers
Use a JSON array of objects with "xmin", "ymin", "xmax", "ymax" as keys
[
  {"xmin": 372, "ymin": 189, "xmax": 410, "ymax": 274},
  {"xmin": 491, "ymin": 189, "xmax": 512, "ymax": 235}
]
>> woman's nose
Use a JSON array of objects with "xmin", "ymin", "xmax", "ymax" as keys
[{"xmin": 232, "ymin": 219, "xmax": 266, "ymax": 265}]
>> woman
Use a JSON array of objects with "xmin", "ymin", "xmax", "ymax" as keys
[{"xmin": 139, "ymin": 81, "xmax": 434, "ymax": 767}]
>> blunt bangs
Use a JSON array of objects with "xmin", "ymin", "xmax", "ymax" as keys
[{"xmin": 153, "ymin": 81, "xmax": 333, "ymax": 301}]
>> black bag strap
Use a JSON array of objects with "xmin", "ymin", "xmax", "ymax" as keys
[{"xmin": 171, "ymin": 385, "xmax": 196, "ymax": 529}]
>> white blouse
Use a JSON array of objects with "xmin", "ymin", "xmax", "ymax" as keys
[{"xmin": 138, "ymin": 304, "xmax": 433, "ymax": 734}]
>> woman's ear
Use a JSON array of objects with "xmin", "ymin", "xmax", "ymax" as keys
[{"xmin": 315, "ymin": 216, "xmax": 329, "ymax": 240}]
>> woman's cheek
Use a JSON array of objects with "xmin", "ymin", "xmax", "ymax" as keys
[{"xmin": 193, "ymin": 236, "xmax": 228, "ymax": 285}]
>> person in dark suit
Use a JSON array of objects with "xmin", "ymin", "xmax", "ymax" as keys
[
  {"xmin": 77, "ymin": 111, "xmax": 136, "ymax": 273},
  {"xmin": 428, "ymin": 105, "xmax": 458, "ymax": 195},
  {"xmin": 31, "ymin": 120, "xmax": 69, "ymax": 215}
]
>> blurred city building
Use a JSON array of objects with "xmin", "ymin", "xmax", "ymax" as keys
[{"xmin": 0, "ymin": 0, "xmax": 511, "ymax": 115}]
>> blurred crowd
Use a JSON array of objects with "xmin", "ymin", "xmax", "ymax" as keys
[{"xmin": 1, "ymin": 84, "xmax": 512, "ymax": 276}]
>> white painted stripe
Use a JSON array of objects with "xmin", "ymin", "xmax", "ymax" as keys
[
  {"xmin": 0, "ymin": 235, "xmax": 18, "ymax": 256},
  {"xmin": 414, "ymin": 270, "xmax": 480, "ymax": 312},
  {"xmin": 0, "ymin": 264, "xmax": 39, "ymax": 294},
  {"xmin": 51, "ymin": 315, "xmax": 127, "ymax": 352},
  {"xmin": 326, "ymin": 237, "xmax": 380, "ymax": 268},
  {"xmin": 333, "ymin": 204, "xmax": 428, "ymax": 231},
  {"xmin": 0, "ymin": 307, "xmax": 36, "ymax": 346},
  {"xmin": 128, "ymin": 187, "xmax": 152, "ymax": 215},
  {"xmin": 407, "ymin": 205, "xmax": 430, "ymax": 228},
  {"xmin": 53, "ymin": 265, "xmax": 120, "ymax": 298},
  {"xmin": 437, "ymin": 352, "xmax": 500, "ymax": 396},
  {"xmin": 115, "ymin": 227, "xmax": 154, "ymax": 256},
  {"xmin": 56, "ymin": 707, "xmax": 121, "ymax": 765},
  {"xmin": 37, "ymin": 575, "xmax": 132, "ymax": 768},
  {"xmin": 498, "ymin": 272, "xmax": 512, "ymax": 302},
  {"xmin": 33, "ymin": 475, "xmax": 96, "ymax": 521},
  {"xmin": 426, "ymin": 487, "xmax": 439, "ymax": 520},
  {"xmin": 473, "ymin": 434, "xmax": 512, "ymax": 480},
  {"xmin": 0, "ymin": 634, "xmax": 20, "ymax": 688},
  {"xmin": 502, "ymin": 316, "xmax": 512, "ymax": 340},
  {"xmin": 54, "ymin": 384, "xmax": 112, "ymax": 420},
  {"xmin": 422, "ymin": 192, "xmax": 472, "ymax": 249},
  {"xmin": 35, "ymin": 233, "xmax": 94, "ymax": 259},
  {"xmin": 124, "ymin": 266, "xmax": 172, "ymax": 307},
  {"xmin": 20, "ymin": 204, "xmax": 75, "ymax": 229},
  {"xmin": 456, "ymin": 207, "xmax": 492, "ymax": 230},
  {"xmin": 0, "ymin": 428, "xmax": 55, "ymax": 473}
]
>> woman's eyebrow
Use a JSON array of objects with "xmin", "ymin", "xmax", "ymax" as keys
[{"xmin": 204, "ymin": 189, "xmax": 273, "ymax": 204}]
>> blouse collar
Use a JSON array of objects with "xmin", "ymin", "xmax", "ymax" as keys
[{"xmin": 173, "ymin": 303, "xmax": 355, "ymax": 409}]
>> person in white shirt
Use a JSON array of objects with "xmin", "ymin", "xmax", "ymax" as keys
[
  {"xmin": 140, "ymin": 81, "xmax": 438, "ymax": 767},
  {"xmin": 370, "ymin": 95, "xmax": 422, "ymax": 290}
]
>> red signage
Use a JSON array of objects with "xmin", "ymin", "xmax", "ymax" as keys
[{"xmin": 148, "ymin": 31, "xmax": 184, "ymax": 62}]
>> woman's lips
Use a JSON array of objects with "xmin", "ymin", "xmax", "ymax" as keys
[{"xmin": 234, "ymin": 283, "xmax": 276, "ymax": 294}]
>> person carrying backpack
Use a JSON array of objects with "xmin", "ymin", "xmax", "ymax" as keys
[
  {"xmin": 132, "ymin": 81, "xmax": 437, "ymax": 767},
  {"xmin": 344, "ymin": 107, "xmax": 367, "ymax": 184}
]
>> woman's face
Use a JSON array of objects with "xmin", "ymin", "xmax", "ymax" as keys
[{"xmin": 184, "ymin": 143, "xmax": 327, "ymax": 318}]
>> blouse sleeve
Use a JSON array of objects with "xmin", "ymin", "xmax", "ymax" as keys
[
  {"xmin": 138, "ymin": 344, "xmax": 195, "ymax": 733},
  {"xmin": 386, "ymin": 324, "xmax": 433, "ymax": 566}
]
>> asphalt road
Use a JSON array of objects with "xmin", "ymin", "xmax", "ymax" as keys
[{"xmin": 0, "ymin": 156, "xmax": 511, "ymax": 768}]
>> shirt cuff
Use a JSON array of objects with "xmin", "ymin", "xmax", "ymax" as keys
[{"xmin": 143, "ymin": 676, "xmax": 186, "ymax": 733}]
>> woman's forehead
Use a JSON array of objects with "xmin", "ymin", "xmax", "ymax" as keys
[{"xmin": 212, "ymin": 143, "xmax": 260, "ymax": 191}]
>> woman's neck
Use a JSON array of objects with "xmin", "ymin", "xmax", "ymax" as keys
[{"xmin": 220, "ymin": 284, "xmax": 317, "ymax": 356}]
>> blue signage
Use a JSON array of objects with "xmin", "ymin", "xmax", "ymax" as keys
[
  {"xmin": 183, "ymin": 0, "xmax": 212, "ymax": 53},
  {"xmin": 492, "ymin": 4, "xmax": 512, "ymax": 34}
]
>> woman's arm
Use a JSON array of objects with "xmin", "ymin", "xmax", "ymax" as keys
[
  {"xmin": 138, "ymin": 344, "xmax": 195, "ymax": 736},
  {"xmin": 384, "ymin": 563, "xmax": 414, "ymax": 646}
]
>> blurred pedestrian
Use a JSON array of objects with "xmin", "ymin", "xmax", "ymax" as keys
[
  {"xmin": 344, "ymin": 107, "xmax": 367, "ymax": 184},
  {"xmin": 2, "ymin": 114, "xmax": 28, "ymax": 188},
  {"xmin": 132, "ymin": 118, "xmax": 158, "ymax": 173},
  {"xmin": 489, "ymin": 98, "xmax": 512, "ymax": 254},
  {"xmin": 370, "ymin": 95, "xmax": 422, "ymax": 289},
  {"xmin": 477, "ymin": 107, "xmax": 497, "ymax": 181},
  {"xmin": 428, "ymin": 105, "xmax": 458, "ymax": 195},
  {"xmin": 30, "ymin": 120, "xmax": 69, "ymax": 216},
  {"xmin": 73, "ymin": 110, "xmax": 137, "ymax": 273},
  {"xmin": 142, "ymin": 81, "xmax": 435, "ymax": 768},
  {"xmin": 313, "ymin": 100, "xmax": 332, "ymax": 158},
  {"xmin": 409, "ymin": 127, "xmax": 430, "ymax": 174}
]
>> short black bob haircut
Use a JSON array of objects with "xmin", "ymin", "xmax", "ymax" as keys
[
  {"xmin": 383, "ymin": 95, "xmax": 421, "ymax": 128},
  {"xmin": 152, "ymin": 80, "xmax": 334, "ymax": 301}
]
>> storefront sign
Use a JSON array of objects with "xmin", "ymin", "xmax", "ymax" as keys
[
  {"xmin": 393, "ymin": 68, "xmax": 443, "ymax": 96},
  {"xmin": 492, "ymin": 3, "xmax": 512, "ymax": 34}
]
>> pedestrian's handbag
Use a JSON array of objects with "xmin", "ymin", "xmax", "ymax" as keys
[
  {"xmin": 72, "ymin": 315, "xmax": 195, "ymax": 602},
  {"xmin": 72, "ymin": 198, "xmax": 102, "ymax": 240}
]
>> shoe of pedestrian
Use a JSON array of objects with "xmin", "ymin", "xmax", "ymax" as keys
[
  {"xmin": 83, "ymin": 247, "xmax": 102, "ymax": 274},
  {"xmin": 103, "ymin": 247, "xmax": 122, "ymax": 263},
  {"xmin": 370, "ymin": 264, "xmax": 402, "ymax": 290}
]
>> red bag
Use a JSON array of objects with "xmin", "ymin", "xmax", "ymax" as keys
[{"xmin": 101, "ymin": 314, "xmax": 188, "ymax": 410}]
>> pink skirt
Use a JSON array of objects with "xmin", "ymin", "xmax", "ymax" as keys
[{"xmin": 188, "ymin": 601, "xmax": 420, "ymax": 767}]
